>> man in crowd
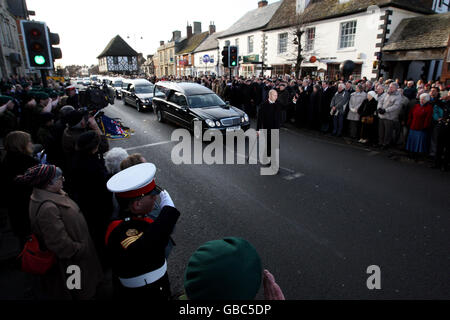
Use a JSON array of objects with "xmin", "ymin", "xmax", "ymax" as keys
[
  {"xmin": 330, "ymin": 83, "xmax": 350, "ymax": 137},
  {"xmin": 377, "ymin": 82, "xmax": 402, "ymax": 149}
]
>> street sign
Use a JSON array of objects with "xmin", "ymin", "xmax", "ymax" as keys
[{"xmin": 203, "ymin": 55, "xmax": 210, "ymax": 63}]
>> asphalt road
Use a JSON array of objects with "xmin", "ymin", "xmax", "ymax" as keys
[{"xmin": 102, "ymin": 99, "xmax": 449, "ymax": 300}]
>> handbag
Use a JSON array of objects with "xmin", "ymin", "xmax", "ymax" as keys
[
  {"xmin": 18, "ymin": 201, "xmax": 56, "ymax": 275},
  {"xmin": 361, "ymin": 116, "xmax": 374, "ymax": 124}
]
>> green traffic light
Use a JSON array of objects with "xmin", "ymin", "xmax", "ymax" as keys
[
  {"xmin": 34, "ymin": 55, "xmax": 46, "ymax": 65},
  {"xmin": 231, "ymin": 62, "xmax": 236, "ymax": 66}
]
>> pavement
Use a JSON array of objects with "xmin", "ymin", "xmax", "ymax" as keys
[{"xmin": 1, "ymin": 99, "xmax": 449, "ymax": 300}]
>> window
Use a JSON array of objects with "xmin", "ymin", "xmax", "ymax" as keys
[
  {"xmin": 339, "ymin": 20, "xmax": 357, "ymax": 49},
  {"xmin": 168, "ymin": 91, "xmax": 188, "ymax": 106},
  {"xmin": 278, "ymin": 33, "xmax": 288, "ymax": 54},
  {"xmin": 306, "ymin": 27, "xmax": 315, "ymax": 51},
  {"xmin": 248, "ymin": 36, "xmax": 254, "ymax": 53},
  {"xmin": 113, "ymin": 57, "xmax": 118, "ymax": 64},
  {"xmin": 128, "ymin": 57, "xmax": 133, "ymax": 65}
]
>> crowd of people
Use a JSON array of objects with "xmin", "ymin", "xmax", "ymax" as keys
[
  {"xmin": 146, "ymin": 74, "xmax": 450, "ymax": 169},
  {"xmin": 0, "ymin": 75, "xmax": 285, "ymax": 300}
]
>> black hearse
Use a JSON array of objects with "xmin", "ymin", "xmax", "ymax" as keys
[{"xmin": 152, "ymin": 82, "xmax": 250, "ymax": 137}]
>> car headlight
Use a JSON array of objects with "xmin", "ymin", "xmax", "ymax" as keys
[
  {"xmin": 244, "ymin": 114, "xmax": 249, "ymax": 122},
  {"xmin": 205, "ymin": 119, "xmax": 215, "ymax": 127},
  {"xmin": 215, "ymin": 121, "xmax": 221, "ymax": 127}
]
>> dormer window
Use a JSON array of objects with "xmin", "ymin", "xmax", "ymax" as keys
[{"xmin": 296, "ymin": 0, "xmax": 310, "ymax": 14}]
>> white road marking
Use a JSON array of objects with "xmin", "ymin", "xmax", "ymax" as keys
[{"xmin": 125, "ymin": 140, "xmax": 174, "ymax": 152}]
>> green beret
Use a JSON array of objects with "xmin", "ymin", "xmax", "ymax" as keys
[
  {"xmin": 184, "ymin": 237, "xmax": 262, "ymax": 300},
  {"xmin": 0, "ymin": 95, "xmax": 14, "ymax": 105},
  {"xmin": 33, "ymin": 92, "xmax": 49, "ymax": 101},
  {"xmin": 48, "ymin": 90, "xmax": 58, "ymax": 99}
]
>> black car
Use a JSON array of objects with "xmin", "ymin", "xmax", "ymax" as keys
[
  {"xmin": 122, "ymin": 79, "xmax": 162, "ymax": 112},
  {"xmin": 152, "ymin": 82, "xmax": 250, "ymax": 138}
]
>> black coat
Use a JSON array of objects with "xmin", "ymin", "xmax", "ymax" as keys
[
  {"xmin": 308, "ymin": 90, "xmax": 322, "ymax": 128},
  {"xmin": 71, "ymin": 151, "xmax": 112, "ymax": 265},
  {"xmin": 257, "ymin": 100, "xmax": 281, "ymax": 131},
  {"xmin": 1, "ymin": 152, "xmax": 39, "ymax": 240},
  {"xmin": 319, "ymin": 86, "xmax": 336, "ymax": 122},
  {"xmin": 359, "ymin": 98, "xmax": 378, "ymax": 118}
]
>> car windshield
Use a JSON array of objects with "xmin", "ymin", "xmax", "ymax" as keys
[
  {"xmin": 187, "ymin": 94, "xmax": 225, "ymax": 108},
  {"xmin": 113, "ymin": 81, "xmax": 122, "ymax": 87},
  {"xmin": 135, "ymin": 85, "xmax": 153, "ymax": 94}
]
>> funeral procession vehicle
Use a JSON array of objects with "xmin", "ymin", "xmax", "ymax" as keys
[
  {"xmin": 152, "ymin": 82, "xmax": 250, "ymax": 138},
  {"xmin": 121, "ymin": 79, "xmax": 162, "ymax": 112}
]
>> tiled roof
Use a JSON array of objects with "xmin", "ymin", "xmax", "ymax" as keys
[
  {"xmin": 176, "ymin": 32, "xmax": 210, "ymax": 55},
  {"xmin": 383, "ymin": 12, "xmax": 450, "ymax": 51},
  {"xmin": 265, "ymin": 0, "xmax": 435, "ymax": 31},
  {"xmin": 193, "ymin": 31, "xmax": 225, "ymax": 53},
  {"xmin": 218, "ymin": 1, "xmax": 282, "ymax": 38},
  {"xmin": 97, "ymin": 35, "xmax": 138, "ymax": 58}
]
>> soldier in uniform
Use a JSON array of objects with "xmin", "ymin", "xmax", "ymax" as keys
[{"xmin": 105, "ymin": 163, "xmax": 180, "ymax": 300}]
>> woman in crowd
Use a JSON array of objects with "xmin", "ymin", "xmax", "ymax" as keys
[
  {"xmin": 358, "ymin": 91, "xmax": 378, "ymax": 144},
  {"xmin": 406, "ymin": 93, "xmax": 434, "ymax": 158},
  {"xmin": 1, "ymin": 131, "xmax": 39, "ymax": 245},
  {"xmin": 347, "ymin": 84, "xmax": 367, "ymax": 139},
  {"xmin": 15, "ymin": 164, "xmax": 103, "ymax": 300}
]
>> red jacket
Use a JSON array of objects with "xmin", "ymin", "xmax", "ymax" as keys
[{"xmin": 407, "ymin": 103, "xmax": 433, "ymax": 131}]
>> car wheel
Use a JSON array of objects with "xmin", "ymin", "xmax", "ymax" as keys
[
  {"xmin": 123, "ymin": 97, "xmax": 127, "ymax": 106},
  {"xmin": 156, "ymin": 108, "xmax": 165, "ymax": 123}
]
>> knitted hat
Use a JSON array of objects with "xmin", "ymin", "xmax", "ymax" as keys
[
  {"xmin": 66, "ymin": 110, "xmax": 84, "ymax": 128},
  {"xmin": 184, "ymin": 237, "xmax": 262, "ymax": 300},
  {"xmin": 15, "ymin": 164, "xmax": 57, "ymax": 188}
]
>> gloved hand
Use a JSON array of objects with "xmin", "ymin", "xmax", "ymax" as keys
[
  {"xmin": 378, "ymin": 108, "xmax": 386, "ymax": 115},
  {"xmin": 159, "ymin": 190, "xmax": 175, "ymax": 209}
]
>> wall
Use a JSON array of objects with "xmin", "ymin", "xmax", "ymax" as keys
[{"xmin": 194, "ymin": 48, "xmax": 219, "ymax": 75}]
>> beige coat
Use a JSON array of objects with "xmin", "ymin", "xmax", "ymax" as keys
[{"xmin": 29, "ymin": 188, "xmax": 103, "ymax": 300}]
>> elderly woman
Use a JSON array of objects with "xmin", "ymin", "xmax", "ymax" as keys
[
  {"xmin": 406, "ymin": 93, "xmax": 434, "ymax": 157},
  {"xmin": 347, "ymin": 84, "xmax": 367, "ymax": 139},
  {"xmin": 358, "ymin": 91, "xmax": 378, "ymax": 144},
  {"xmin": 104, "ymin": 147, "xmax": 129, "ymax": 176},
  {"xmin": 15, "ymin": 164, "xmax": 103, "ymax": 299},
  {"xmin": 1, "ymin": 131, "xmax": 39, "ymax": 245}
]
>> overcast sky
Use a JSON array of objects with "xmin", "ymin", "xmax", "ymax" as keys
[{"xmin": 26, "ymin": 0, "xmax": 274, "ymax": 67}]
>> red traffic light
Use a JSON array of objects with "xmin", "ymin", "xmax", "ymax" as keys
[{"xmin": 30, "ymin": 28, "xmax": 41, "ymax": 38}]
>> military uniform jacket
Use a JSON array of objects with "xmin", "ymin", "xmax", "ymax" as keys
[{"xmin": 106, "ymin": 206, "xmax": 180, "ymax": 279}]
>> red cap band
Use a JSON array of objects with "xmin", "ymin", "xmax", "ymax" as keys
[{"xmin": 116, "ymin": 180, "xmax": 156, "ymax": 198}]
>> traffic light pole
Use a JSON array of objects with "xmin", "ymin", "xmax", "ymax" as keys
[{"xmin": 41, "ymin": 69, "xmax": 48, "ymax": 88}]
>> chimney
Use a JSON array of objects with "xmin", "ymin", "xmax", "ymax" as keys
[
  {"xmin": 172, "ymin": 30, "xmax": 181, "ymax": 41},
  {"xmin": 160, "ymin": 40, "xmax": 165, "ymax": 46},
  {"xmin": 187, "ymin": 24, "xmax": 193, "ymax": 38},
  {"xmin": 209, "ymin": 22, "xmax": 216, "ymax": 35},
  {"xmin": 193, "ymin": 21, "xmax": 202, "ymax": 34},
  {"xmin": 258, "ymin": 0, "xmax": 268, "ymax": 8}
]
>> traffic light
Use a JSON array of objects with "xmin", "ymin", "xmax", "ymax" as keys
[
  {"xmin": 222, "ymin": 46, "xmax": 229, "ymax": 68},
  {"xmin": 21, "ymin": 21, "xmax": 53, "ymax": 69},
  {"xmin": 229, "ymin": 46, "xmax": 238, "ymax": 67},
  {"xmin": 48, "ymin": 27, "xmax": 62, "ymax": 61}
]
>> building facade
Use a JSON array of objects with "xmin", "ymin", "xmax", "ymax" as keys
[
  {"xmin": 97, "ymin": 35, "xmax": 138, "ymax": 75},
  {"xmin": 262, "ymin": 0, "xmax": 436, "ymax": 80},
  {"xmin": 0, "ymin": 0, "xmax": 28, "ymax": 78},
  {"xmin": 218, "ymin": 1, "xmax": 281, "ymax": 77}
]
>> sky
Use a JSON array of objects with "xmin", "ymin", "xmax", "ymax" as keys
[{"xmin": 26, "ymin": 0, "xmax": 274, "ymax": 67}]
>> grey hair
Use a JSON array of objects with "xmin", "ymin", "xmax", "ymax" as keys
[
  {"xmin": 49, "ymin": 167, "xmax": 63, "ymax": 185},
  {"xmin": 419, "ymin": 93, "xmax": 431, "ymax": 104},
  {"xmin": 338, "ymin": 83, "xmax": 346, "ymax": 90},
  {"xmin": 105, "ymin": 147, "xmax": 129, "ymax": 175},
  {"xmin": 390, "ymin": 82, "xmax": 399, "ymax": 89}
]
